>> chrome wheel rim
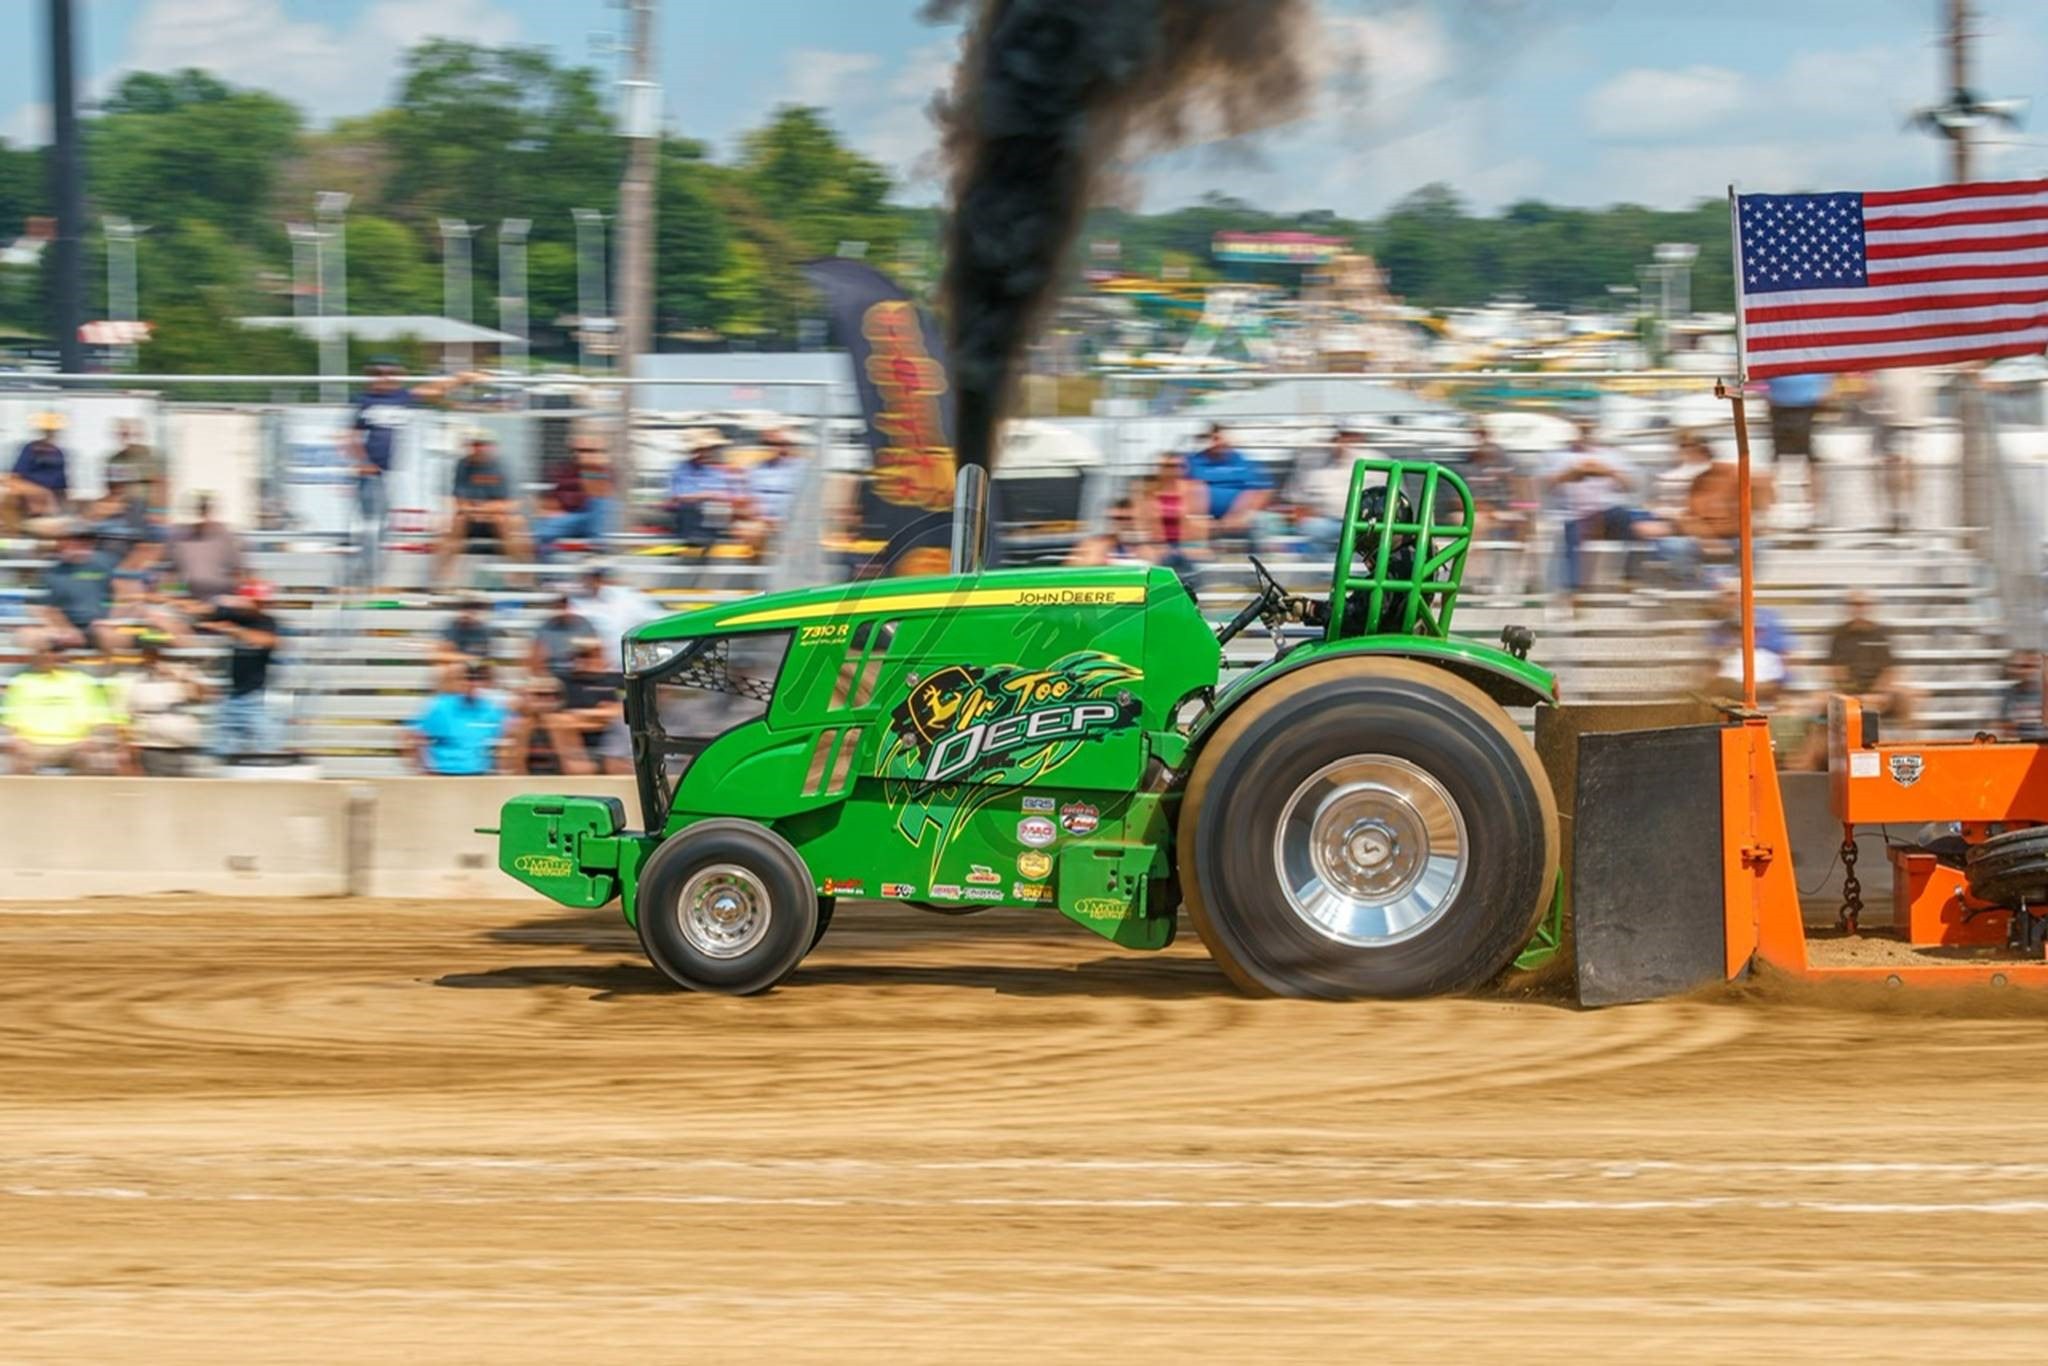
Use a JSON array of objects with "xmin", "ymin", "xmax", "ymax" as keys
[
  {"xmin": 1273, "ymin": 755, "xmax": 1468, "ymax": 946},
  {"xmin": 677, "ymin": 863, "xmax": 771, "ymax": 959}
]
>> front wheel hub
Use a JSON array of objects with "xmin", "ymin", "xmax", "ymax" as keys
[{"xmin": 677, "ymin": 863, "xmax": 771, "ymax": 959}]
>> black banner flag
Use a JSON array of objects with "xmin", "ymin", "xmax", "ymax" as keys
[{"xmin": 803, "ymin": 258, "xmax": 957, "ymax": 575}]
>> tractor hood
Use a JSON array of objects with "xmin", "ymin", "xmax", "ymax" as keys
[{"xmin": 627, "ymin": 565, "xmax": 1165, "ymax": 652}]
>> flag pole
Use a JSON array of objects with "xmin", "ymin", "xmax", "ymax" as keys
[{"xmin": 1724, "ymin": 184, "xmax": 1758, "ymax": 713}]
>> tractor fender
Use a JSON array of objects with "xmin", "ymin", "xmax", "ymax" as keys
[{"xmin": 1186, "ymin": 638, "xmax": 1557, "ymax": 763}]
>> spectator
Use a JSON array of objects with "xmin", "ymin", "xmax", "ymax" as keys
[
  {"xmin": 534, "ymin": 433, "xmax": 614, "ymax": 560},
  {"xmin": 2000, "ymin": 649, "xmax": 2045, "ymax": 742},
  {"xmin": 1766, "ymin": 372, "xmax": 1832, "ymax": 524},
  {"xmin": 194, "ymin": 583, "xmax": 281, "ymax": 758},
  {"xmin": 1463, "ymin": 423, "xmax": 1533, "ymax": 542},
  {"xmin": 540, "ymin": 637, "xmax": 631, "ymax": 776},
  {"xmin": 1, "ymin": 634, "xmax": 118, "ymax": 774},
  {"xmin": 1543, "ymin": 417, "xmax": 1679, "ymax": 595},
  {"xmin": 1680, "ymin": 450, "xmax": 1773, "ymax": 569},
  {"xmin": 435, "ymin": 430, "xmax": 532, "ymax": 582},
  {"xmin": 571, "ymin": 563, "xmax": 662, "ymax": 654},
  {"xmin": 1134, "ymin": 451, "xmax": 1206, "ymax": 573},
  {"xmin": 110, "ymin": 632, "xmax": 208, "ymax": 776},
  {"xmin": 1287, "ymin": 424, "xmax": 1364, "ymax": 555},
  {"xmin": 1186, "ymin": 422, "xmax": 1271, "ymax": 546},
  {"xmin": 102, "ymin": 419, "xmax": 165, "ymax": 519},
  {"xmin": 165, "ymin": 493, "xmax": 244, "ymax": 604},
  {"xmin": 737, "ymin": 427, "xmax": 803, "ymax": 554},
  {"xmin": 346, "ymin": 358, "xmax": 481, "ymax": 590},
  {"xmin": 1068, "ymin": 498, "xmax": 1157, "ymax": 567},
  {"xmin": 88, "ymin": 461, "xmax": 164, "ymax": 601},
  {"xmin": 409, "ymin": 661, "xmax": 512, "ymax": 776},
  {"xmin": 666, "ymin": 430, "xmax": 745, "ymax": 550},
  {"xmin": 37, "ymin": 523, "xmax": 122, "ymax": 654},
  {"xmin": 1654, "ymin": 431, "xmax": 1715, "ymax": 525},
  {"xmin": 528, "ymin": 592, "xmax": 597, "ymax": 683},
  {"xmin": 435, "ymin": 593, "xmax": 496, "ymax": 687},
  {"xmin": 6, "ymin": 411, "xmax": 70, "ymax": 530},
  {"xmin": 1824, "ymin": 590, "xmax": 1911, "ymax": 723},
  {"xmin": 1703, "ymin": 577, "xmax": 1796, "ymax": 703}
]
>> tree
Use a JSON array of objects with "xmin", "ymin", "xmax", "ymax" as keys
[
  {"xmin": 736, "ymin": 106, "xmax": 899, "ymax": 261},
  {"xmin": 89, "ymin": 71, "xmax": 301, "ymax": 245},
  {"xmin": 655, "ymin": 138, "xmax": 730, "ymax": 336},
  {"xmin": 345, "ymin": 215, "xmax": 439, "ymax": 315}
]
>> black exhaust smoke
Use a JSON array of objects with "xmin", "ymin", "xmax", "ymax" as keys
[{"xmin": 930, "ymin": 0, "xmax": 1314, "ymax": 471}]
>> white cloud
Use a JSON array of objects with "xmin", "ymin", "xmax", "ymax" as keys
[
  {"xmin": 1583, "ymin": 66, "xmax": 1749, "ymax": 140},
  {"xmin": 785, "ymin": 49, "xmax": 885, "ymax": 110},
  {"xmin": 3, "ymin": 103, "xmax": 51, "ymax": 147},
  {"xmin": 115, "ymin": 0, "xmax": 521, "ymax": 124}
]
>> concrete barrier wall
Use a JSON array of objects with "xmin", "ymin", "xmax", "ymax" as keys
[
  {"xmin": 353, "ymin": 777, "xmax": 641, "ymax": 902},
  {"xmin": 0, "ymin": 772, "xmax": 1876, "ymax": 905},
  {"xmin": 0, "ymin": 777, "xmax": 355, "ymax": 899}
]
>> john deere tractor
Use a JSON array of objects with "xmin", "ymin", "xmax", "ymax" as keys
[{"xmin": 496, "ymin": 460, "xmax": 1558, "ymax": 999}]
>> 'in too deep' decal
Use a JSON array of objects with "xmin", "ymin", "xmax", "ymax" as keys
[{"xmin": 879, "ymin": 651, "xmax": 1141, "ymax": 881}]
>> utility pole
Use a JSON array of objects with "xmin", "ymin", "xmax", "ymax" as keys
[
  {"xmin": 1912, "ymin": 0, "xmax": 2024, "ymax": 183},
  {"xmin": 1949, "ymin": 0, "xmax": 1973, "ymax": 183},
  {"xmin": 47, "ymin": 0, "xmax": 84, "ymax": 374},
  {"xmin": 614, "ymin": 0, "xmax": 660, "ymax": 514}
]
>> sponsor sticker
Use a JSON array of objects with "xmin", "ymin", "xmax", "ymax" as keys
[
  {"xmin": 512, "ymin": 853, "xmax": 576, "ymax": 879},
  {"xmin": 1016, "ymin": 850, "xmax": 1052, "ymax": 880},
  {"xmin": 1017, "ymin": 816, "xmax": 1057, "ymax": 848},
  {"xmin": 964, "ymin": 887, "xmax": 1003, "ymax": 902},
  {"xmin": 930, "ymin": 884, "xmax": 962, "ymax": 900},
  {"xmin": 1012, "ymin": 882, "xmax": 1051, "ymax": 901},
  {"xmin": 821, "ymin": 878, "xmax": 864, "ymax": 896},
  {"xmin": 1888, "ymin": 754, "xmax": 1924, "ymax": 787},
  {"xmin": 1059, "ymin": 803, "xmax": 1099, "ymax": 836},
  {"xmin": 1072, "ymin": 895, "xmax": 1127, "ymax": 917},
  {"xmin": 879, "ymin": 882, "xmax": 916, "ymax": 898},
  {"xmin": 966, "ymin": 864, "xmax": 1002, "ymax": 886},
  {"xmin": 1021, "ymin": 795, "xmax": 1055, "ymax": 813}
]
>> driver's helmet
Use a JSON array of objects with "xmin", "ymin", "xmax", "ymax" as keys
[{"xmin": 1342, "ymin": 480, "xmax": 1422, "ymax": 636}]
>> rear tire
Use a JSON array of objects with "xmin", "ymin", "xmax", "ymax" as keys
[
  {"xmin": 1178, "ymin": 657, "xmax": 1558, "ymax": 999},
  {"xmin": 809, "ymin": 896, "xmax": 836, "ymax": 954},
  {"xmin": 1966, "ymin": 827, "xmax": 2048, "ymax": 908},
  {"xmin": 635, "ymin": 819, "xmax": 819, "ymax": 995}
]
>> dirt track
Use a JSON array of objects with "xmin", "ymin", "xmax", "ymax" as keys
[{"xmin": 5, "ymin": 898, "xmax": 2048, "ymax": 1362}]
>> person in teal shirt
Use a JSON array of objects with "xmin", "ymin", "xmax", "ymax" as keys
[{"xmin": 409, "ymin": 663, "xmax": 511, "ymax": 775}]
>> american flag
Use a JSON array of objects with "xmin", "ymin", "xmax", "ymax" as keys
[{"xmin": 1735, "ymin": 178, "xmax": 2048, "ymax": 379}]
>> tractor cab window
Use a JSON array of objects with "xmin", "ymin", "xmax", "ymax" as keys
[{"xmin": 632, "ymin": 633, "xmax": 790, "ymax": 822}]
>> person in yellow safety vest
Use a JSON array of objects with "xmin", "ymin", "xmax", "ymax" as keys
[{"xmin": 1, "ymin": 633, "xmax": 122, "ymax": 774}]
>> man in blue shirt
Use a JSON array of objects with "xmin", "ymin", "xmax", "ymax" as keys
[
  {"xmin": 738, "ymin": 427, "xmax": 803, "ymax": 555},
  {"xmin": 409, "ymin": 662, "xmax": 511, "ymax": 775},
  {"xmin": 7, "ymin": 411, "xmax": 70, "ymax": 530},
  {"xmin": 666, "ymin": 431, "xmax": 745, "ymax": 550},
  {"xmin": 1187, "ymin": 423, "xmax": 1272, "ymax": 546},
  {"xmin": 346, "ymin": 359, "xmax": 481, "ymax": 590}
]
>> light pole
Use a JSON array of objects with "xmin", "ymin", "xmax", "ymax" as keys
[
  {"xmin": 439, "ymin": 217, "xmax": 476, "ymax": 372},
  {"xmin": 614, "ymin": 0, "xmax": 660, "ymax": 508},
  {"xmin": 499, "ymin": 217, "xmax": 531, "ymax": 378},
  {"xmin": 316, "ymin": 190, "xmax": 350, "ymax": 401},
  {"xmin": 103, "ymin": 215, "xmax": 144, "ymax": 372},
  {"xmin": 572, "ymin": 207, "xmax": 610, "ymax": 375}
]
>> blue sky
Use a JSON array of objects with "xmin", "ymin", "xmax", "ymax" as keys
[{"xmin": 3, "ymin": 0, "xmax": 2047, "ymax": 215}]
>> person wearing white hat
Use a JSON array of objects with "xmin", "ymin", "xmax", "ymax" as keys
[
  {"xmin": 5, "ymin": 411, "xmax": 70, "ymax": 531},
  {"xmin": 665, "ymin": 429, "xmax": 744, "ymax": 551}
]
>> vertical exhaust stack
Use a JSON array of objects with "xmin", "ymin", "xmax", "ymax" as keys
[
  {"xmin": 950, "ymin": 464, "xmax": 991, "ymax": 574},
  {"xmin": 931, "ymin": 0, "xmax": 1317, "ymax": 476}
]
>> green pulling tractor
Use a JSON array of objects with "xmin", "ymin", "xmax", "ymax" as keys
[{"xmin": 496, "ymin": 460, "xmax": 1560, "ymax": 999}]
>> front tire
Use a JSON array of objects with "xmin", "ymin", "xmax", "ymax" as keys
[
  {"xmin": 635, "ymin": 819, "xmax": 819, "ymax": 994},
  {"xmin": 1179, "ymin": 657, "xmax": 1558, "ymax": 999}
]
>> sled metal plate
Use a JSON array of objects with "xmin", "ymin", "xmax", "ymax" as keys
[{"xmin": 1572, "ymin": 725, "xmax": 1727, "ymax": 1007}]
